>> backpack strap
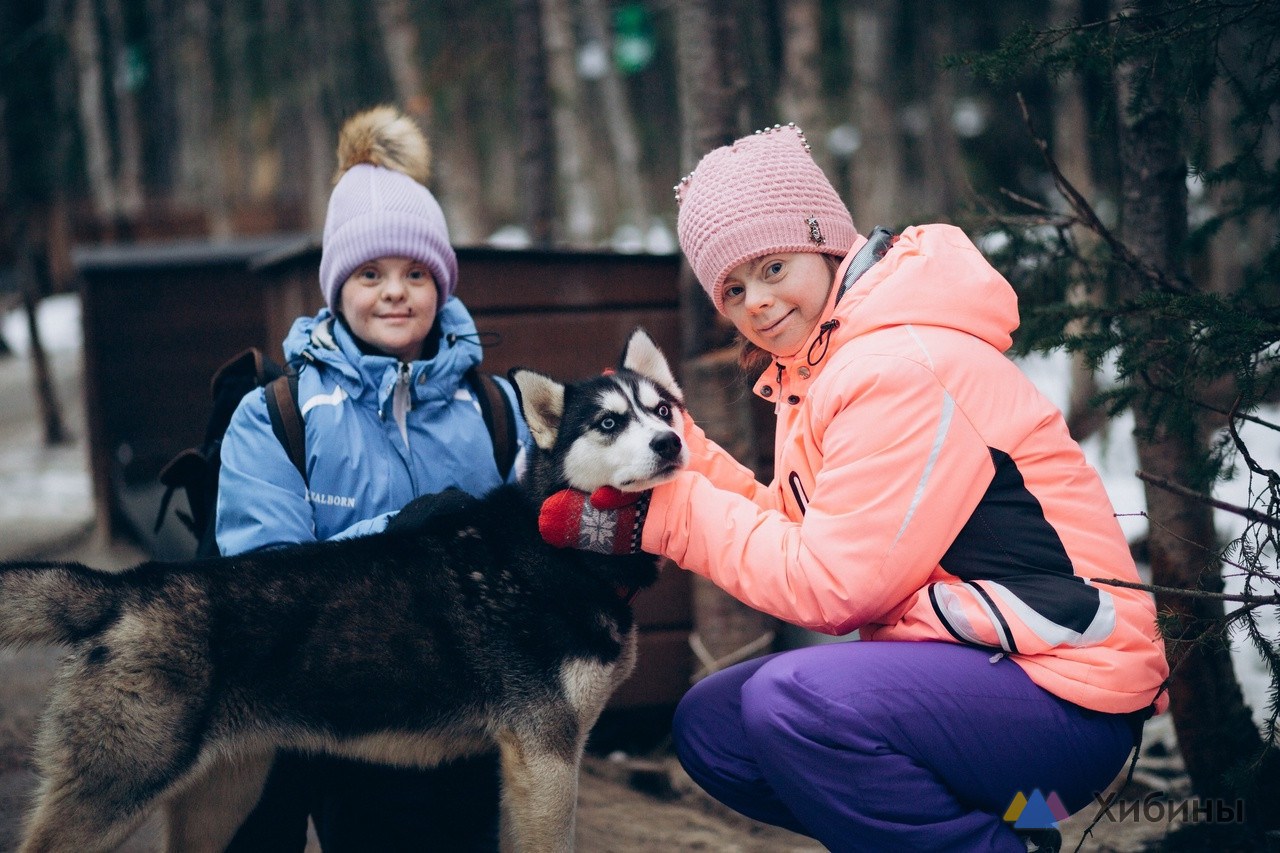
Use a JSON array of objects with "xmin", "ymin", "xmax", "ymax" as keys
[
  {"xmin": 467, "ymin": 368, "xmax": 518, "ymax": 480},
  {"xmin": 264, "ymin": 368, "xmax": 308, "ymax": 484}
]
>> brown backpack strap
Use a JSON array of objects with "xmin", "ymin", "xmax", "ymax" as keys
[
  {"xmin": 467, "ymin": 369, "xmax": 517, "ymax": 480},
  {"xmin": 265, "ymin": 370, "xmax": 307, "ymax": 483}
]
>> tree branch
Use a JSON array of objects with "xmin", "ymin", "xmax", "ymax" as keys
[
  {"xmin": 1093, "ymin": 575, "xmax": 1280, "ymax": 606},
  {"xmin": 1014, "ymin": 92, "xmax": 1188, "ymax": 293},
  {"xmin": 1135, "ymin": 469, "xmax": 1280, "ymax": 529}
]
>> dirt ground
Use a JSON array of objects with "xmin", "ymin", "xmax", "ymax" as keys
[{"xmin": 0, "ymin": 533, "xmax": 1178, "ymax": 853}]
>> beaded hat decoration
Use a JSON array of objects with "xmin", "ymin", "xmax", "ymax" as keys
[{"xmin": 674, "ymin": 124, "xmax": 857, "ymax": 314}]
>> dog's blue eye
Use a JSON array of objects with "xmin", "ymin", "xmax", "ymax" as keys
[
  {"xmin": 599, "ymin": 417, "xmax": 617, "ymax": 432},
  {"xmin": 656, "ymin": 404, "xmax": 671, "ymax": 420}
]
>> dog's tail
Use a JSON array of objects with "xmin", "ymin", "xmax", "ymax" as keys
[{"xmin": 0, "ymin": 560, "xmax": 123, "ymax": 647}]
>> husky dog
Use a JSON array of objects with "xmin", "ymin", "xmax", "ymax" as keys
[{"xmin": 0, "ymin": 328, "xmax": 687, "ymax": 853}]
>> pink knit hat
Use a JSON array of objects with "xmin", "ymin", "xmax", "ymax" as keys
[{"xmin": 675, "ymin": 124, "xmax": 857, "ymax": 313}]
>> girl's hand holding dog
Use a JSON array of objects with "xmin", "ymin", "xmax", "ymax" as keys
[{"xmin": 538, "ymin": 487, "xmax": 649, "ymax": 555}]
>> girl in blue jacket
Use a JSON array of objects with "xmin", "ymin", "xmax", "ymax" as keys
[{"xmin": 216, "ymin": 106, "xmax": 528, "ymax": 852}]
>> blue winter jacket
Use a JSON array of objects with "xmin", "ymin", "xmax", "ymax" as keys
[{"xmin": 215, "ymin": 298, "xmax": 530, "ymax": 555}]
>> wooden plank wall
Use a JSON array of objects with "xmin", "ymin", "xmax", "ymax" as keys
[{"xmin": 74, "ymin": 236, "xmax": 691, "ymax": 708}]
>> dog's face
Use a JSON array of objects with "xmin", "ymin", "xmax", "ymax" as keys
[{"xmin": 511, "ymin": 328, "xmax": 688, "ymax": 495}]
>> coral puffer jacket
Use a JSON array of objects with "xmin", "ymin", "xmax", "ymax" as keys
[{"xmin": 643, "ymin": 224, "xmax": 1169, "ymax": 715}]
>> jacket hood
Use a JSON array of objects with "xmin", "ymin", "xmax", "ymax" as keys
[
  {"xmin": 283, "ymin": 296, "xmax": 484, "ymax": 404},
  {"xmin": 833, "ymin": 224, "xmax": 1018, "ymax": 351},
  {"xmin": 756, "ymin": 224, "xmax": 1018, "ymax": 398}
]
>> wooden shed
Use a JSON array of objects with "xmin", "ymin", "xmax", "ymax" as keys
[{"xmin": 72, "ymin": 234, "xmax": 691, "ymax": 709}]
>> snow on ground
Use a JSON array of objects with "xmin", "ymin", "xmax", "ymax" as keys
[{"xmin": 1, "ymin": 293, "xmax": 82, "ymax": 356}]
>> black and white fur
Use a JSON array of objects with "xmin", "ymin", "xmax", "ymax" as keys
[{"xmin": 0, "ymin": 328, "xmax": 687, "ymax": 853}]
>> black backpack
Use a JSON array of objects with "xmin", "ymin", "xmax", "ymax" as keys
[{"xmin": 156, "ymin": 347, "xmax": 518, "ymax": 558}]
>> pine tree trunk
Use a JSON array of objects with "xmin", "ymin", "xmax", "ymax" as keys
[
  {"xmin": 297, "ymin": 0, "xmax": 334, "ymax": 230},
  {"xmin": 220, "ymin": 0, "xmax": 256, "ymax": 219},
  {"xmin": 514, "ymin": 0, "xmax": 555, "ymax": 247},
  {"xmin": 173, "ymin": 0, "xmax": 231, "ymax": 236},
  {"xmin": 673, "ymin": 0, "xmax": 739, "ymax": 360},
  {"xmin": 100, "ymin": 0, "xmax": 143, "ymax": 230},
  {"xmin": 374, "ymin": 0, "xmax": 488, "ymax": 244},
  {"xmin": 1115, "ymin": 0, "xmax": 1275, "ymax": 809},
  {"xmin": 916, "ymin": 0, "xmax": 962, "ymax": 220},
  {"xmin": 16, "ymin": 222, "xmax": 68, "ymax": 447},
  {"xmin": 540, "ymin": 0, "xmax": 601, "ymax": 245},
  {"xmin": 777, "ymin": 0, "xmax": 831, "ymax": 177},
  {"xmin": 67, "ymin": 0, "xmax": 121, "ymax": 233},
  {"xmin": 673, "ymin": 0, "xmax": 777, "ymax": 675},
  {"xmin": 842, "ymin": 0, "xmax": 905, "ymax": 230},
  {"xmin": 1051, "ymin": 0, "xmax": 1105, "ymax": 441},
  {"xmin": 580, "ymin": 0, "xmax": 650, "ymax": 242}
]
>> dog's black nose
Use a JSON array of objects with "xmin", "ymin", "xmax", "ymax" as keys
[{"xmin": 651, "ymin": 431, "xmax": 682, "ymax": 461}]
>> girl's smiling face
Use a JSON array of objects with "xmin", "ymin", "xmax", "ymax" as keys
[
  {"xmin": 721, "ymin": 252, "xmax": 835, "ymax": 358},
  {"xmin": 339, "ymin": 256, "xmax": 438, "ymax": 361}
]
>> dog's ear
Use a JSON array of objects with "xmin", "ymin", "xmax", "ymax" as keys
[
  {"xmin": 621, "ymin": 328, "xmax": 683, "ymax": 403},
  {"xmin": 510, "ymin": 368, "xmax": 564, "ymax": 451}
]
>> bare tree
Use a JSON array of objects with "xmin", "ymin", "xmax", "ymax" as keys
[
  {"xmin": 99, "ymin": 0, "xmax": 142, "ymax": 229},
  {"xmin": 514, "ymin": 0, "xmax": 555, "ymax": 247},
  {"xmin": 777, "ymin": 0, "xmax": 831, "ymax": 177},
  {"xmin": 842, "ymin": 0, "xmax": 906, "ymax": 229},
  {"xmin": 172, "ymin": 0, "xmax": 231, "ymax": 236},
  {"xmin": 540, "ymin": 0, "xmax": 602, "ymax": 244},
  {"xmin": 579, "ymin": 0, "xmax": 650, "ymax": 244},
  {"xmin": 67, "ymin": 0, "xmax": 120, "ymax": 232},
  {"xmin": 914, "ymin": 0, "xmax": 963, "ymax": 219},
  {"xmin": 1051, "ymin": 0, "xmax": 1107, "ymax": 441},
  {"xmin": 374, "ymin": 0, "xmax": 489, "ymax": 244},
  {"xmin": 674, "ymin": 0, "xmax": 778, "ymax": 676},
  {"xmin": 0, "ymin": 92, "xmax": 68, "ymax": 446}
]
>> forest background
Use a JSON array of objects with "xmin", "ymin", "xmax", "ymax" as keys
[{"xmin": 1, "ymin": 0, "xmax": 1278, "ymax": 848}]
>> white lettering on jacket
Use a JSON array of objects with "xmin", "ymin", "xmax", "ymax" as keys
[{"xmin": 307, "ymin": 490, "xmax": 357, "ymax": 508}]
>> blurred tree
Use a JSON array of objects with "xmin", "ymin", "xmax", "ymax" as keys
[
  {"xmin": 580, "ymin": 0, "xmax": 650, "ymax": 246},
  {"xmin": 0, "ymin": 0, "xmax": 72, "ymax": 446},
  {"xmin": 1050, "ymin": 0, "xmax": 1107, "ymax": 441},
  {"xmin": 777, "ymin": 0, "xmax": 830, "ymax": 176},
  {"xmin": 673, "ymin": 0, "xmax": 780, "ymax": 679},
  {"xmin": 514, "ymin": 0, "xmax": 555, "ymax": 246},
  {"xmin": 173, "ymin": 0, "xmax": 230, "ymax": 235},
  {"xmin": 841, "ymin": 0, "xmax": 906, "ymax": 230},
  {"xmin": 67, "ymin": 0, "xmax": 120, "ymax": 232},
  {"xmin": 541, "ymin": 0, "xmax": 602, "ymax": 245},
  {"xmin": 100, "ymin": 0, "xmax": 143, "ymax": 231},
  {"xmin": 374, "ymin": 0, "xmax": 489, "ymax": 243}
]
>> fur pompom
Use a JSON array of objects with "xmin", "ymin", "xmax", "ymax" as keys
[{"xmin": 333, "ymin": 106, "xmax": 431, "ymax": 186}]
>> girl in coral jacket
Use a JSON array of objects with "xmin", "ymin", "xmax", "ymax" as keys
[{"xmin": 549, "ymin": 125, "xmax": 1169, "ymax": 852}]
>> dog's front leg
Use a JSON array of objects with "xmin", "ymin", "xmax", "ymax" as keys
[
  {"xmin": 162, "ymin": 750, "xmax": 274, "ymax": 853},
  {"xmin": 496, "ymin": 731, "xmax": 581, "ymax": 853}
]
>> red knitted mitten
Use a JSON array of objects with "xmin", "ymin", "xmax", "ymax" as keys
[{"xmin": 538, "ymin": 487, "xmax": 650, "ymax": 555}]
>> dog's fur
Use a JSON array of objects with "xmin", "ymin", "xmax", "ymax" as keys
[{"xmin": 0, "ymin": 328, "xmax": 687, "ymax": 853}]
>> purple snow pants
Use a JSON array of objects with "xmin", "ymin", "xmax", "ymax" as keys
[{"xmin": 672, "ymin": 641, "xmax": 1137, "ymax": 852}]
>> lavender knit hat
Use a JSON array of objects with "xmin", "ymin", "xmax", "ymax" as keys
[
  {"xmin": 675, "ymin": 124, "xmax": 857, "ymax": 314},
  {"xmin": 319, "ymin": 107, "xmax": 458, "ymax": 313}
]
